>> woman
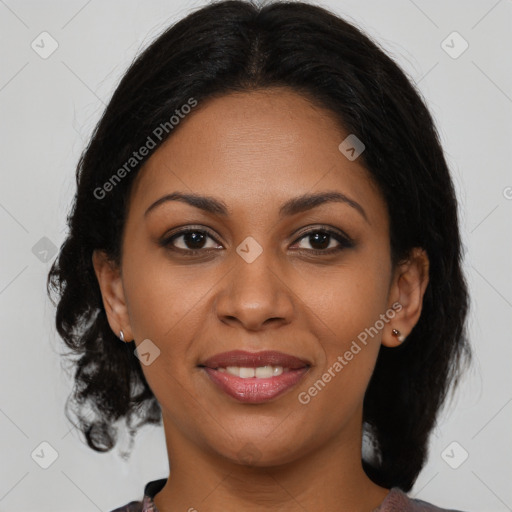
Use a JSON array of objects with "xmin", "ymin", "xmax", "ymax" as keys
[{"xmin": 47, "ymin": 1, "xmax": 471, "ymax": 510}]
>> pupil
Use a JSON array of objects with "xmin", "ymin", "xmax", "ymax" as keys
[
  {"xmin": 310, "ymin": 232, "xmax": 329, "ymax": 249},
  {"xmin": 184, "ymin": 232, "xmax": 206, "ymax": 249}
]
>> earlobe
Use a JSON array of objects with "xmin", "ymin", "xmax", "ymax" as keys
[
  {"xmin": 383, "ymin": 247, "xmax": 430, "ymax": 348},
  {"xmin": 91, "ymin": 250, "xmax": 133, "ymax": 342},
  {"xmin": 391, "ymin": 328, "xmax": 405, "ymax": 344}
]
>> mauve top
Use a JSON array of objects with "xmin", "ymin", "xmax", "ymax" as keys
[{"xmin": 110, "ymin": 478, "xmax": 466, "ymax": 511}]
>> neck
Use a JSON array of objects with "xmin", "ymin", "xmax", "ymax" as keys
[{"xmin": 152, "ymin": 414, "xmax": 389, "ymax": 512}]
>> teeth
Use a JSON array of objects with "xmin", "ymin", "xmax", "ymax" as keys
[
  {"xmin": 255, "ymin": 366, "xmax": 273, "ymax": 378},
  {"xmin": 223, "ymin": 366, "xmax": 285, "ymax": 378},
  {"xmin": 239, "ymin": 367, "xmax": 255, "ymax": 378}
]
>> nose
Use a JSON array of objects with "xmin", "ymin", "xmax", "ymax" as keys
[{"xmin": 214, "ymin": 249, "xmax": 295, "ymax": 332}]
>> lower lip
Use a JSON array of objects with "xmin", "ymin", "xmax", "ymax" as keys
[{"xmin": 203, "ymin": 367, "xmax": 309, "ymax": 403}]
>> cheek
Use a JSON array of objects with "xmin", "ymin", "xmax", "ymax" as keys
[
  {"xmin": 121, "ymin": 252, "xmax": 219, "ymax": 399},
  {"xmin": 122, "ymin": 251, "xmax": 214, "ymax": 340},
  {"xmin": 121, "ymin": 255, "xmax": 208, "ymax": 414},
  {"xmin": 294, "ymin": 273, "xmax": 384, "ymax": 431},
  {"xmin": 292, "ymin": 252, "xmax": 390, "ymax": 400},
  {"xmin": 297, "ymin": 257, "xmax": 391, "ymax": 345}
]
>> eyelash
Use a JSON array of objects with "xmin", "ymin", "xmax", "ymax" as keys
[{"xmin": 159, "ymin": 225, "xmax": 355, "ymax": 257}]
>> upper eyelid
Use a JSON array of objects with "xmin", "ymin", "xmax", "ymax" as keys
[
  {"xmin": 166, "ymin": 227, "xmax": 223, "ymax": 246},
  {"xmin": 291, "ymin": 225, "xmax": 351, "ymax": 241}
]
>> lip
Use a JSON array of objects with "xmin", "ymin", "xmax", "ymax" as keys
[
  {"xmin": 203, "ymin": 367, "xmax": 309, "ymax": 403},
  {"xmin": 199, "ymin": 350, "xmax": 311, "ymax": 404},
  {"xmin": 201, "ymin": 350, "xmax": 310, "ymax": 369}
]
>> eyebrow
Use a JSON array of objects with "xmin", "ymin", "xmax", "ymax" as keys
[{"xmin": 144, "ymin": 191, "xmax": 368, "ymax": 223}]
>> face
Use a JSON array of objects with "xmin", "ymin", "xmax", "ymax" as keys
[{"xmin": 96, "ymin": 88, "xmax": 418, "ymax": 467}]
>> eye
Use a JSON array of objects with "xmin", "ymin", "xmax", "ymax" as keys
[
  {"xmin": 291, "ymin": 226, "xmax": 354, "ymax": 255},
  {"xmin": 159, "ymin": 225, "xmax": 354, "ymax": 256},
  {"xmin": 160, "ymin": 227, "xmax": 223, "ymax": 253}
]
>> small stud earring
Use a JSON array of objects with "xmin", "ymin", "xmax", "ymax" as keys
[
  {"xmin": 119, "ymin": 330, "xmax": 125, "ymax": 342},
  {"xmin": 391, "ymin": 328, "xmax": 405, "ymax": 343}
]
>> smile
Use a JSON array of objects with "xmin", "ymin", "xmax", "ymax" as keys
[
  {"xmin": 199, "ymin": 350, "xmax": 310, "ymax": 403},
  {"xmin": 218, "ymin": 365, "xmax": 288, "ymax": 378}
]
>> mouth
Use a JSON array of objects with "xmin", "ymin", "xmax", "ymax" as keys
[{"xmin": 198, "ymin": 350, "xmax": 311, "ymax": 404}]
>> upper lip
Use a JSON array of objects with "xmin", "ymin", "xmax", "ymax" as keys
[{"xmin": 200, "ymin": 350, "xmax": 310, "ymax": 369}]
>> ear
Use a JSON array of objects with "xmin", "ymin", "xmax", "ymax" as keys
[
  {"xmin": 92, "ymin": 250, "xmax": 134, "ymax": 342},
  {"xmin": 382, "ymin": 247, "xmax": 430, "ymax": 348}
]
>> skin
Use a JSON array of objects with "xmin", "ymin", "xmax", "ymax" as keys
[{"xmin": 93, "ymin": 88, "xmax": 429, "ymax": 512}]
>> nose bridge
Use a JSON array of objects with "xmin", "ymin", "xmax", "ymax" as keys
[
  {"xmin": 215, "ymin": 241, "xmax": 294, "ymax": 329},
  {"xmin": 234, "ymin": 247, "xmax": 278, "ymax": 299}
]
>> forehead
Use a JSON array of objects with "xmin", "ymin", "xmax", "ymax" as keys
[{"xmin": 128, "ymin": 88, "xmax": 386, "ymax": 225}]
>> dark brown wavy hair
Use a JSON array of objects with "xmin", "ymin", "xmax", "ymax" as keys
[{"xmin": 47, "ymin": 0, "xmax": 471, "ymax": 492}]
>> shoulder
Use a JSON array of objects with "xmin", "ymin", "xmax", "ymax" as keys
[
  {"xmin": 380, "ymin": 488, "xmax": 467, "ymax": 512},
  {"xmin": 109, "ymin": 478, "xmax": 167, "ymax": 512},
  {"xmin": 110, "ymin": 501, "xmax": 143, "ymax": 512}
]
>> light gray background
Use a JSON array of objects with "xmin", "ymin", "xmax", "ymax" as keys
[{"xmin": 0, "ymin": 0, "xmax": 511, "ymax": 511}]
